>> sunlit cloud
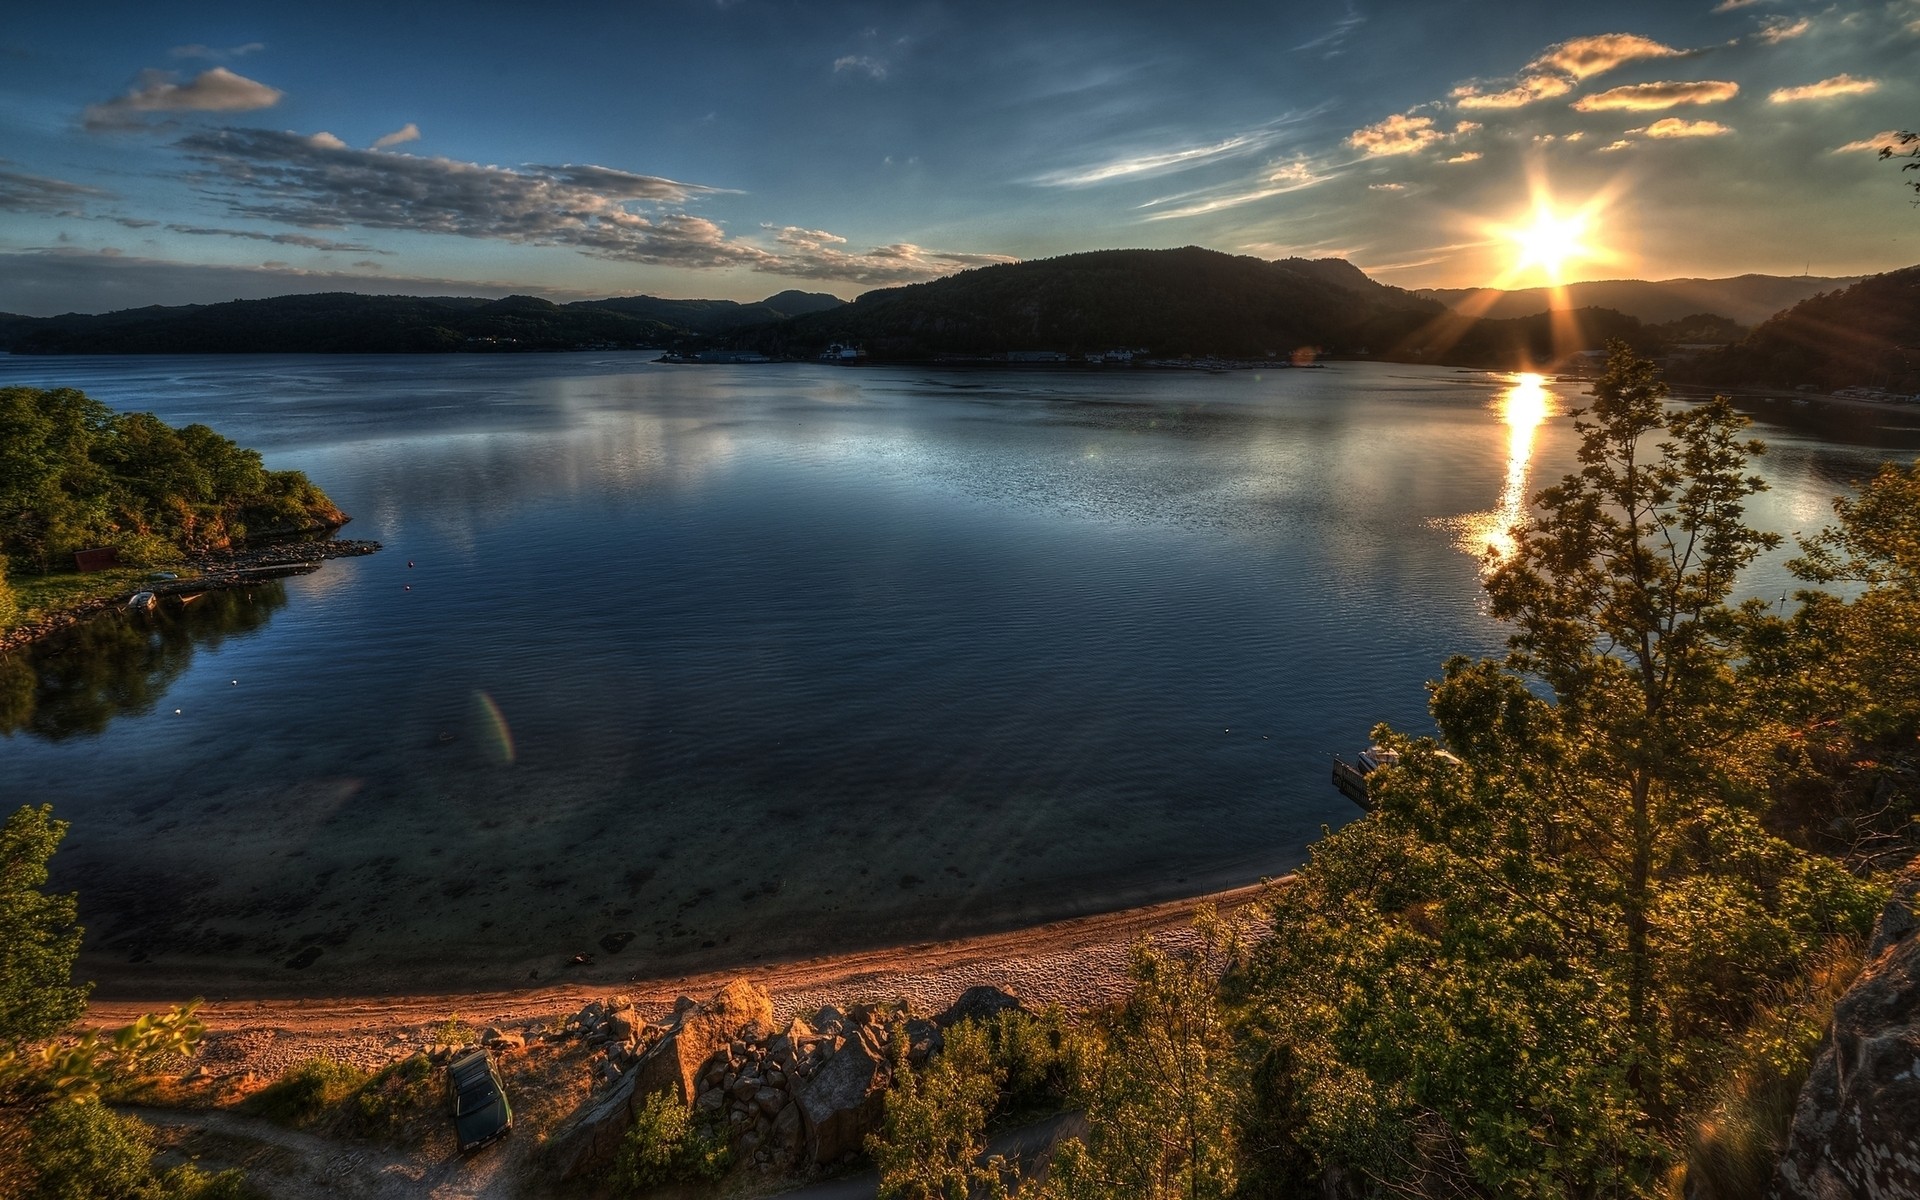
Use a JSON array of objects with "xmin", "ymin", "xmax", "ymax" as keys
[
  {"xmin": 1139, "ymin": 158, "xmax": 1337, "ymax": 219},
  {"xmin": 1713, "ymin": 0, "xmax": 1764, "ymax": 10},
  {"xmin": 1444, "ymin": 151, "xmax": 1483, "ymax": 163},
  {"xmin": 1769, "ymin": 74, "xmax": 1880, "ymax": 102},
  {"xmin": 1756, "ymin": 16, "xmax": 1811, "ymax": 43},
  {"xmin": 1349, "ymin": 113, "xmax": 1476, "ymax": 157},
  {"xmin": 1832, "ymin": 130, "xmax": 1906, "ymax": 153},
  {"xmin": 1369, "ymin": 182, "xmax": 1406, "ymax": 191},
  {"xmin": 85, "ymin": 67, "xmax": 283, "ymax": 130},
  {"xmin": 1535, "ymin": 33, "xmax": 1684, "ymax": 79},
  {"xmin": 1599, "ymin": 139, "xmax": 1634, "ymax": 152},
  {"xmin": 371, "ymin": 122, "xmax": 421, "ymax": 149},
  {"xmin": 1572, "ymin": 79, "xmax": 1739, "ymax": 111},
  {"xmin": 757, "ymin": 225, "xmax": 1015, "ymax": 283},
  {"xmin": 1454, "ymin": 75, "xmax": 1574, "ymax": 109},
  {"xmin": 1640, "ymin": 117, "xmax": 1733, "ymax": 137},
  {"xmin": 307, "ymin": 131, "xmax": 348, "ymax": 150}
]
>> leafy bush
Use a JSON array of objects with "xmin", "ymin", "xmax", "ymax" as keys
[
  {"xmin": 338, "ymin": 1054, "xmax": 438, "ymax": 1143},
  {"xmin": 608, "ymin": 1088, "xmax": 731, "ymax": 1192},
  {"xmin": 110, "ymin": 534, "xmax": 184, "ymax": 570},
  {"xmin": 238, "ymin": 1057, "xmax": 368, "ymax": 1128},
  {"xmin": 19, "ymin": 1101, "xmax": 153, "ymax": 1199}
]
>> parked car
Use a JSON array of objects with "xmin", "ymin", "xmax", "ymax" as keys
[{"xmin": 446, "ymin": 1049, "xmax": 513, "ymax": 1152}]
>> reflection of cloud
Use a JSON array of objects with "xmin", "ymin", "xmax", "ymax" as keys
[
  {"xmin": 86, "ymin": 67, "xmax": 283, "ymax": 130},
  {"xmin": 1640, "ymin": 118, "xmax": 1733, "ymax": 138},
  {"xmin": 371, "ymin": 122, "xmax": 420, "ymax": 149},
  {"xmin": 1573, "ymin": 80, "xmax": 1739, "ymax": 111},
  {"xmin": 1770, "ymin": 75, "xmax": 1879, "ymax": 103}
]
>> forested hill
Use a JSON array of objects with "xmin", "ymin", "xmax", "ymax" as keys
[
  {"xmin": 0, "ymin": 289, "xmax": 846, "ymax": 354},
  {"xmin": 1420, "ymin": 273, "xmax": 1861, "ymax": 326},
  {"xmin": 733, "ymin": 247, "xmax": 1446, "ymax": 359},
  {"xmin": 1672, "ymin": 266, "xmax": 1920, "ymax": 393}
]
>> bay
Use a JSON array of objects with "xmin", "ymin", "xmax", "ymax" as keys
[{"xmin": 2, "ymin": 353, "xmax": 1913, "ymax": 995}]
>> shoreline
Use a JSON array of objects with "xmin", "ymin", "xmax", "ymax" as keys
[
  {"xmin": 81, "ymin": 878, "xmax": 1282, "ymax": 1073},
  {"xmin": 0, "ymin": 536, "xmax": 379, "ymax": 656}
]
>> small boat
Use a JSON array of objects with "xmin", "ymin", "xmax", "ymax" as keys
[
  {"xmin": 1331, "ymin": 745, "xmax": 1399, "ymax": 810},
  {"xmin": 127, "ymin": 591, "xmax": 158, "ymax": 611}
]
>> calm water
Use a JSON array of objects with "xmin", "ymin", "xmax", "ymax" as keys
[{"xmin": 3, "ymin": 354, "xmax": 1915, "ymax": 995}]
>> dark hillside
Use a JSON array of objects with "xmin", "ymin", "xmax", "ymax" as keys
[{"xmin": 1673, "ymin": 266, "xmax": 1920, "ymax": 393}]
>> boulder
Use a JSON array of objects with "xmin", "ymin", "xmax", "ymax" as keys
[
  {"xmin": 771, "ymin": 1099, "xmax": 805, "ymax": 1166},
  {"xmin": 936, "ymin": 985, "xmax": 1025, "ymax": 1029},
  {"xmin": 554, "ymin": 978, "xmax": 773, "ymax": 1179},
  {"xmin": 1772, "ymin": 854, "xmax": 1920, "ymax": 1199},
  {"xmin": 904, "ymin": 1018, "xmax": 942, "ymax": 1066},
  {"xmin": 796, "ymin": 1025, "xmax": 892, "ymax": 1166},
  {"xmin": 768, "ymin": 1017, "xmax": 816, "ymax": 1070}
]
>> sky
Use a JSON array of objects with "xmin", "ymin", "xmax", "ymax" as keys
[{"xmin": 1, "ymin": 0, "xmax": 1915, "ymax": 315}]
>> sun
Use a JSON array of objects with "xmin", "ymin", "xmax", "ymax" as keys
[{"xmin": 1508, "ymin": 203, "xmax": 1594, "ymax": 284}]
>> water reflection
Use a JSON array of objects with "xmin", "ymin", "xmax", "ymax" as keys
[
  {"xmin": 0, "ymin": 585, "xmax": 286, "ymax": 740},
  {"xmin": 1448, "ymin": 372, "xmax": 1555, "ymax": 568}
]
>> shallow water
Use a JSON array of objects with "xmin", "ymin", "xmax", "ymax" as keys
[{"xmin": 2, "ymin": 354, "xmax": 1913, "ymax": 995}]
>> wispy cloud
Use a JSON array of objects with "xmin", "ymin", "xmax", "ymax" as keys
[
  {"xmin": 0, "ymin": 168, "xmax": 110, "ymax": 213},
  {"xmin": 832, "ymin": 55, "xmax": 887, "ymax": 80},
  {"xmin": 172, "ymin": 127, "xmax": 996, "ymax": 284},
  {"xmin": 169, "ymin": 42, "xmax": 264, "ymax": 61},
  {"xmin": 163, "ymin": 223, "xmax": 394, "ymax": 253},
  {"xmin": 1572, "ymin": 79, "xmax": 1739, "ymax": 111},
  {"xmin": 1832, "ymin": 130, "xmax": 1905, "ymax": 153},
  {"xmin": 1454, "ymin": 75, "xmax": 1574, "ymax": 109},
  {"xmin": 1769, "ymin": 74, "xmax": 1879, "ymax": 102},
  {"xmin": 1139, "ymin": 160, "xmax": 1337, "ymax": 220},
  {"xmin": 1712, "ymin": 0, "xmax": 1764, "ymax": 10},
  {"xmin": 371, "ymin": 123, "xmax": 420, "ymax": 150},
  {"xmin": 85, "ymin": 67, "xmax": 282, "ymax": 130},
  {"xmin": 1036, "ymin": 134, "xmax": 1266, "ymax": 187},
  {"xmin": 1755, "ymin": 16, "xmax": 1811, "ymax": 43},
  {"xmin": 1292, "ymin": 1, "xmax": 1365, "ymax": 56},
  {"xmin": 1640, "ymin": 117, "xmax": 1733, "ymax": 137},
  {"xmin": 1348, "ymin": 113, "xmax": 1478, "ymax": 157},
  {"xmin": 1449, "ymin": 32, "xmax": 1683, "ymax": 111},
  {"xmin": 1444, "ymin": 151, "xmax": 1482, "ymax": 163}
]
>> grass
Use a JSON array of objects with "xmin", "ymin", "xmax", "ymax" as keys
[
  {"xmin": 1681, "ymin": 936, "xmax": 1865, "ymax": 1200},
  {"xmin": 339, "ymin": 1054, "xmax": 441, "ymax": 1144},
  {"xmin": 7, "ymin": 566, "xmax": 193, "ymax": 630},
  {"xmin": 236, "ymin": 1058, "xmax": 369, "ymax": 1129}
]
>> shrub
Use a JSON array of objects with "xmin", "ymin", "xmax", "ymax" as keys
[
  {"xmin": 111, "ymin": 534, "xmax": 185, "ymax": 570},
  {"xmin": 21, "ymin": 1101, "xmax": 154, "ymax": 1200},
  {"xmin": 238, "ymin": 1057, "xmax": 368, "ymax": 1128},
  {"xmin": 607, "ymin": 1089, "xmax": 731, "ymax": 1192},
  {"xmin": 339, "ymin": 1054, "xmax": 438, "ymax": 1143}
]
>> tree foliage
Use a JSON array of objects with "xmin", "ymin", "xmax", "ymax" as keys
[
  {"xmin": 0, "ymin": 807, "xmax": 88, "ymax": 1052},
  {"xmin": 871, "ymin": 1019, "xmax": 1013, "ymax": 1200},
  {"xmin": 0, "ymin": 387, "xmax": 344, "ymax": 574}
]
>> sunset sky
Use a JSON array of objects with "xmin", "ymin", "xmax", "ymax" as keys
[{"xmin": 2, "ymin": 0, "xmax": 1914, "ymax": 314}]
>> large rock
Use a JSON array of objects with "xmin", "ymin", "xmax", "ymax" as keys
[
  {"xmin": 796, "ymin": 1024, "xmax": 892, "ymax": 1166},
  {"xmin": 936, "ymin": 985, "xmax": 1025, "ymax": 1029},
  {"xmin": 553, "ymin": 978, "xmax": 773, "ymax": 1180},
  {"xmin": 1772, "ymin": 856, "xmax": 1920, "ymax": 1199}
]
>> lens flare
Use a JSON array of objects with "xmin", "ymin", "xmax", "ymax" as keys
[{"xmin": 474, "ymin": 690, "xmax": 516, "ymax": 765}]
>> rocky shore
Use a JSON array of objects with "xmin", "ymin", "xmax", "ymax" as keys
[{"xmin": 0, "ymin": 537, "xmax": 380, "ymax": 655}]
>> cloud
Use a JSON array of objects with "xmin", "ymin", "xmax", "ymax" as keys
[
  {"xmin": 169, "ymin": 42, "xmax": 264, "ymax": 60},
  {"xmin": 1599, "ymin": 139, "xmax": 1634, "ymax": 152},
  {"xmin": 1036, "ymin": 134, "xmax": 1266, "ymax": 186},
  {"xmin": 163, "ymin": 223, "xmax": 394, "ymax": 253},
  {"xmin": 832, "ymin": 55, "xmax": 887, "ymax": 80},
  {"xmin": 1348, "ymin": 113, "xmax": 1478, "ymax": 157},
  {"xmin": 1448, "ymin": 32, "xmax": 1682, "ymax": 112},
  {"xmin": 1292, "ymin": 2, "xmax": 1365, "ymax": 56},
  {"xmin": 1756, "ymin": 16, "xmax": 1811, "ymax": 43},
  {"xmin": 371, "ymin": 123, "xmax": 420, "ymax": 149},
  {"xmin": 1444, "ymin": 151, "xmax": 1482, "ymax": 163},
  {"xmin": 307, "ymin": 131, "xmax": 348, "ymax": 150},
  {"xmin": 1454, "ymin": 74, "xmax": 1575, "ymax": 109},
  {"xmin": 756, "ymin": 225, "xmax": 1015, "ymax": 284},
  {"xmin": 351, "ymin": 259, "xmax": 383, "ymax": 270},
  {"xmin": 1368, "ymin": 182, "xmax": 1406, "ymax": 191},
  {"xmin": 1832, "ymin": 130, "xmax": 1906, "ymax": 153},
  {"xmin": 1534, "ymin": 33, "xmax": 1683, "ymax": 79},
  {"xmin": 85, "ymin": 67, "xmax": 283, "ymax": 130},
  {"xmin": 1712, "ymin": 0, "xmax": 1763, "ymax": 10},
  {"xmin": 172, "ymin": 127, "xmax": 995, "ymax": 284},
  {"xmin": 1572, "ymin": 79, "xmax": 1739, "ymax": 111},
  {"xmin": 1769, "ymin": 74, "xmax": 1879, "ymax": 102},
  {"xmin": 1640, "ymin": 117, "xmax": 1733, "ymax": 137},
  {"xmin": 0, "ymin": 168, "xmax": 110, "ymax": 213},
  {"xmin": 1139, "ymin": 160, "xmax": 1336, "ymax": 220}
]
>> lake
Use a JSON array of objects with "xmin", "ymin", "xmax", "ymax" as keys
[{"xmin": 3, "ymin": 354, "xmax": 1915, "ymax": 996}]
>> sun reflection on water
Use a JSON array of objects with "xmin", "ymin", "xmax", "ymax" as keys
[{"xmin": 1455, "ymin": 372, "xmax": 1554, "ymax": 570}]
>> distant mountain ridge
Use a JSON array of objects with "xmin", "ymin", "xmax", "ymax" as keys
[
  {"xmin": 1420, "ymin": 274, "xmax": 1861, "ymax": 327},
  {"xmin": 1672, "ymin": 266, "xmax": 1920, "ymax": 394},
  {"xmin": 0, "ymin": 289, "xmax": 846, "ymax": 354}
]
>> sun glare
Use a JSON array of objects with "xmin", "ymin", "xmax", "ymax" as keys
[
  {"xmin": 1474, "ymin": 172, "xmax": 1624, "ymax": 293},
  {"xmin": 1508, "ymin": 204, "xmax": 1592, "ymax": 284}
]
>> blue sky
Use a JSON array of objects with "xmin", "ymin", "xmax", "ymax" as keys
[{"xmin": 1, "ymin": 0, "xmax": 1914, "ymax": 314}]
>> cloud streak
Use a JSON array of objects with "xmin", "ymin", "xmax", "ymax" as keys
[
  {"xmin": 1572, "ymin": 79, "xmax": 1739, "ymax": 111},
  {"xmin": 163, "ymin": 223, "xmax": 395, "ymax": 253},
  {"xmin": 1770, "ymin": 75, "xmax": 1879, "ymax": 103},
  {"xmin": 1450, "ymin": 32, "xmax": 1683, "ymax": 111},
  {"xmin": 0, "ymin": 168, "xmax": 110, "ymax": 213},
  {"xmin": 1640, "ymin": 118, "xmax": 1733, "ymax": 138},
  {"xmin": 85, "ymin": 67, "xmax": 283, "ymax": 130},
  {"xmin": 1036, "ymin": 134, "xmax": 1267, "ymax": 187},
  {"xmin": 371, "ymin": 123, "xmax": 421, "ymax": 149}
]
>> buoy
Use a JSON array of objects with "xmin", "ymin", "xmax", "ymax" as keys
[
  {"xmin": 404, "ymin": 585, "xmax": 411, "ymax": 591},
  {"xmin": 174, "ymin": 709, "xmax": 182, "ymax": 715}
]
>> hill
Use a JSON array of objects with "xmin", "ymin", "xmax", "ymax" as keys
[
  {"xmin": 735, "ymin": 246, "xmax": 1446, "ymax": 360},
  {"xmin": 1420, "ymin": 274, "xmax": 1860, "ymax": 326},
  {"xmin": 1672, "ymin": 266, "xmax": 1920, "ymax": 394},
  {"xmin": 0, "ymin": 289, "xmax": 845, "ymax": 354}
]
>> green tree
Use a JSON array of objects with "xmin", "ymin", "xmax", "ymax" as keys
[
  {"xmin": 0, "ymin": 807, "xmax": 88, "ymax": 1052},
  {"xmin": 871, "ymin": 1019, "xmax": 1013, "ymax": 1200}
]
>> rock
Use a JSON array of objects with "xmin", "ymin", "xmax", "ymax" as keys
[
  {"xmin": 674, "ymin": 995, "xmax": 697, "ymax": 1014},
  {"xmin": 1771, "ymin": 853, "xmax": 1920, "ymax": 1199},
  {"xmin": 731, "ymin": 1075, "xmax": 761, "ymax": 1101},
  {"xmin": 936, "ymin": 985, "xmax": 1025, "ymax": 1029},
  {"xmin": 904, "ymin": 1018, "xmax": 942, "ymax": 1066},
  {"xmin": 554, "ymin": 978, "xmax": 774, "ymax": 1180},
  {"xmin": 754, "ymin": 1087, "xmax": 785, "ymax": 1116},
  {"xmin": 741, "ymin": 1018, "xmax": 775, "ymax": 1044},
  {"xmin": 765, "ymin": 1067, "xmax": 786, "ymax": 1088},
  {"xmin": 608, "ymin": 995, "xmax": 634, "ymax": 1013},
  {"xmin": 608, "ymin": 1011, "xmax": 637, "ymax": 1042},
  {"xmin": 768, "ymin": 1017, "xmax": 816, "ymax": 1069},
  {"xmin": 813, "ymin": 1005, "xmax": 846, "ymax": 1035},
  {"xmin": 771, "ymin": 1097, "xmax": 805, "ymax": 1165},
  {"xmin": 796, "ymin": 1025, "xmax": 891, "ymax": 1166},
  {"xmin": 697, "ymin": 1088, "xmax": 726, "ymax": 1113}
]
